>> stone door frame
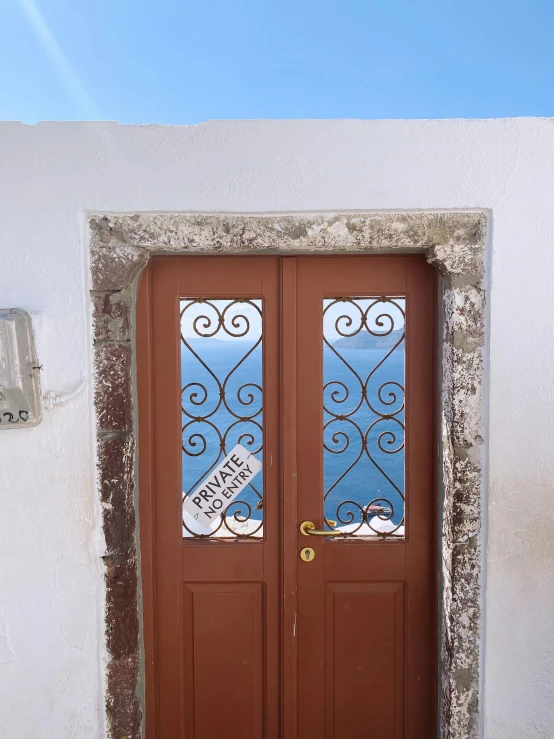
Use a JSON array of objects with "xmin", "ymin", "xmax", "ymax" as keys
[{"xmin": 89, "ymin": 211, "xmax": 486, "ymax": 739}]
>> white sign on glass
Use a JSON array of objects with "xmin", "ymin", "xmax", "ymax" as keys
[{"xmin": 183, "ymin": 444, "xmax": 263, "ymax": 529}]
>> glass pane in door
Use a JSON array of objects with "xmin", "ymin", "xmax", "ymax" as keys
[
  {"xmin": 323, "ymin": 297, "xmax": 406, "ymax": 538},
  {"xmin": 180, "ymin": 298, "xmax": 264, "ymax": 539}
]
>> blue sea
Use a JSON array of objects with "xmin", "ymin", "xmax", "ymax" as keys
[{"xmin": 181, "ymin": 340, "xmax": 405, "ymax": 530}]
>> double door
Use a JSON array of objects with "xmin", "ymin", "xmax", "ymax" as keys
[{"xmin": 138, "ymin": 255, "xmax": 436, "ymax": 738}]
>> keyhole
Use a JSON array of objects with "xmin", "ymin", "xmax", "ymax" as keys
[{"xmin": 305, "ymin": 550, "xmax": 311, "ymax": 560}]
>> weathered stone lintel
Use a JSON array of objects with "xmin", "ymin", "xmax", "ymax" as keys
[
  {"xmin": 91, "ymin": 245, "xmax": 149, "ymax": 291},
  {"xmin": 426, "ymin": 243, "xmax": 484, "ymax": 290},
  {"xmin": 90, "ymin": 211, "xmax": 486, "ymax": 252}
]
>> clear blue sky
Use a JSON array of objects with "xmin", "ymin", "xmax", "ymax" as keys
[{"xmin": 2, "ymin": 0, "xmax": 553, "ymax": 123}]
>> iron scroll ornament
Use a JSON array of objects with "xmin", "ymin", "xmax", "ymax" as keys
[
  {"xmin": 323, "ymin": 296, "xmax": 406, "ymax": 538},
  {"xmin": 180, "ymin": 298, "xmax": 264, "ymax": 539}
]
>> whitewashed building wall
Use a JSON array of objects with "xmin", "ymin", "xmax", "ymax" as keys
[{"xmin": 0, "ymin": 118, "xmax": 553, "ymax": 738}]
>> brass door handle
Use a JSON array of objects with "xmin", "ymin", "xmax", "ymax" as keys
[{"xmin": 299, "ymin": 520, "xmax": 345, "ymax": 537}]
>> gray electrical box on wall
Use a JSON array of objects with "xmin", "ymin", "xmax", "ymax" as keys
[{"xmin": 0, "ymin": 308, "xmax": 43, "ymax": 429}]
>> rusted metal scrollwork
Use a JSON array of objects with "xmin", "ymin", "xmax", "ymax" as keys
[
  {"xmin": 323, "ymin": 296, "xmax": 405, "ymax": 538},
  {"xmin": 181, "ymin": 298, "xmax": 263, "ymax": 539}
]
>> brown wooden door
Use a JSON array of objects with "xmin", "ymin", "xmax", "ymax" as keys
[
  {"xmin": 138, "ymin": 255, "xmax": 436, "ymax": 739},
  {"xmin": 294, "ymin": 257, "xmax": 436, "ymax": 739}
]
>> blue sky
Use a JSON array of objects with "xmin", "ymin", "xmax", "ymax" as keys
[{"xmin": 2, "ymin": 0, "xmax": 553, "ymax": 123}]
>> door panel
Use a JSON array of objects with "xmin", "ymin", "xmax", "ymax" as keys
[
  {"xmin": 138, "ymin": 254, "xmax": 436, "ymax": 738},
  {"xmin": 182, "ymin": 583, "xmax": 264, "ymax": 739},
  {"xmin": 146, "ymin": 256, "xmax": 280, "ymax": 738},
  {"xmin": 295, "ymin": 256, "xmax": 435, "ymax": 739},
  {"xmin": 324, "ymin": 582, "xmax": 405, "ymax": 739}
]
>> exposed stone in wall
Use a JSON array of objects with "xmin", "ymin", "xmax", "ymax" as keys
[
  {"xmin": 91, "ymin": 243, "xmax": 149, "ymax": 290},
  {"xmin": 440, "ymin": 535, "xmax": 481, "ymax": 739},
  {"xmin": 92, "ymin": 247, "xmax": 141, "ymax": 738},
  {"xmin": 427, "ymin": 242, "xmax": 484, "ymax": 290},
  {"xmin": 106, "ymin": 654, "xmax": 141, "ymax": 739},
  {"xmin": 427, "ymin": 233, "xmax": 484, "ymax": 739},
  {"xmin": 94, "ymin": 345, "xmax": 133, "ymax": 433},
  {"xmin": 92, "ymin": 292, "xmax": 132, "ymax": 343},
  {"xmin": 89, "ymin": 211, "xmax": 486, "ymax": 739}
]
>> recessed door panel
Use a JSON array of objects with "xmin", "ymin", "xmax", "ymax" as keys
[
  {"xmin": 182, "ymin": 583, "xmax": 264, "ymax": 739},
  {"xmin": 324, "ymin": 582, "xmax": 405, "ymax": 739}
]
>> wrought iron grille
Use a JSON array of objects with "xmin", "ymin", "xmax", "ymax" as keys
[
  {"xmin": 323, "ymin": 296, "xmax": 406, "ymax": 538},
  {"xmin": 180, "ymin": 298, "xmax": 264, "ymax": 539}
]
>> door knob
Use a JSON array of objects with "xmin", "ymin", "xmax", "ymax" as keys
[{"xmin": 299, "ymin": 520, "xmax": 345, "ymax": 537}]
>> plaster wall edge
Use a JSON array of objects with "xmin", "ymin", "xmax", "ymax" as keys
[
  {"xmin": 86, "ymin": 207, "xmax": 489, "ymax": 216},
  {"xmin": 477, "ymin": 211, "xmax": 494, "ymax": 739},
  {"xmin": 79, "ymin": 207, "xmax": 110, "ymax": 739}
]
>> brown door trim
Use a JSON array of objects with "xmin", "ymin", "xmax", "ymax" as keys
[
  {"xmin": 137, "ymin": 254, "xmax": 438, "ymax": 737},
  {"xmin": 137, "ymin": 263, "xmax": 157, "ymax": 737},
  {"xmin": 280, "ymin": 257, "xmax": 298, "ymax": 738}
]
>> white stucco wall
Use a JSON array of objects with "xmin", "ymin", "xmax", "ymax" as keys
[{"xmin": 0, "ymin": 118, "xmax": 553, "ymax": 738}]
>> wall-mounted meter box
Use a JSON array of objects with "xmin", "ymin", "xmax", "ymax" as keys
[{"xmin": 0, "ymin": 308, "xmax": 43, "ymax": 429}]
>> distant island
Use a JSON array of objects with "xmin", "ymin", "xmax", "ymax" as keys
[
  {"xmin": 184, "ymin": 337, "xmax": 226, "ymax": 346},
  {"xmin": 332, "ymin": 328, "xmax": 404, "ymax": 350}
]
